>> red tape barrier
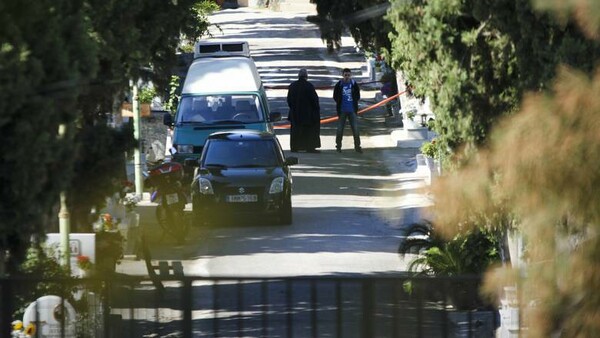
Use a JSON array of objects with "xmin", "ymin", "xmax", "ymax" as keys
[{"xmin": 274, "ymin": 91, "xmax": 405, "ymax": 130}]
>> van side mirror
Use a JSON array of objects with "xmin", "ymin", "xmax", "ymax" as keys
[
  {"xmin": 163, "ymin": 113, "xmax": 173, "ymax": 126},
  {"xmin": 269, "ymin": 112, "xmax": 282, "ymax": 122}
]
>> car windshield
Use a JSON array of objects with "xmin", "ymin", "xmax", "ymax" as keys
[
  {"xmin": 176, "ymin": 94, "xmax": 264, "ymax": 124},
  {"xmin": 203, "ymin": 139, "xmax": 280, "ymax": 168}
]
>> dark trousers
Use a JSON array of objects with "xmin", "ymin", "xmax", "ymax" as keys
[{"xmin": 335, "ymin": 111, "xmax": 361, "ymax": 149}]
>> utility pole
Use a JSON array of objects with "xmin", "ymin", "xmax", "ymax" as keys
[
  {"xmin": 57, "ymin": 124, "xmax": 71, "ymax": 269},
  {"xmin": 131, "ymin": 80, "xmax": 144, "ymax": 198},
  {"xmin": 58, "ymin": 192, "xmax": 70, "ymax": 268}
]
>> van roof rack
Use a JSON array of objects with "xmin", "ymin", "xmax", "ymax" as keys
[{"xmin": 194, "ymin": 40, "xmax": 250, "ymax": 59}]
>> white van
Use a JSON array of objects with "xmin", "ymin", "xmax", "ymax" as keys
[{"xmin": 164, "ymin": 40, "xmax": 281, "ymax": 167}]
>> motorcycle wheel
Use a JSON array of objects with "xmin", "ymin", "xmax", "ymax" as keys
[
  {"xmin": 156, "ymin": 204, "xmax": 189, "ymax": 244},
  {"xmin": 172, "ymin": 209, "xmax": 190, "ymax": 243}
]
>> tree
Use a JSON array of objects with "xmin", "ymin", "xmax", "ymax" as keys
[
  {"xmin": 433, "ymin": 65, "xmax": 600, "ymax": 338},
  {"xmin": 428, "ymin": 0, "xmax": 600, "ymax": 335},
  {"xmin": 0, "ymin": 0, "xmax": 217, "ymax": 272},
  {"xmin": 0, "ymin": 0, "xmax": 96, "ymax": 272},
  {"xmin": 387, "ymin": 0, "xmax": 600, "ymax": 156},
  {"xmin": 67, "ymin": 0, "xmax": 218, "ymax": 231},
  {"xmin": 311, "ymin": 0, "xmax": 393, "ymax": 53}
]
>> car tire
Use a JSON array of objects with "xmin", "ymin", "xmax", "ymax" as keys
[{"xmin": 278, "ymin": 196, "xmax": 292, "ymax": 225}]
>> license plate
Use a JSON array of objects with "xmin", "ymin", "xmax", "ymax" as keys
[
  {"xmin": 166, "ymin": 193, "xmax": 179, "ymax": 205},
  {"xmin": 226, "ymin": 194, "xmax": 258, "ymax": 203}
]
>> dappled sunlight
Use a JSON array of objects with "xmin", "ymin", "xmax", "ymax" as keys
[
  {"xmin": 192, "ymin": 252, "xmax": 407, "ymax": 277},
  {"xmin": 293, "ymin": 171, "xmax": 418, "ymax": 180},
  {"xmin": 246, "ymin": 233, "xmax": 379, "ymax": 240},
  {"xmin": 292, "ymin": 194, "xmax": 431, "ymax": 209},
  {"xmin": 293, "ymin": 161, "xmax": 425, "ymax": 181}
]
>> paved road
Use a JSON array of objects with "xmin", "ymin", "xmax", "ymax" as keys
[
  {"xmin": 118, "ymin": 6, "xmax": 431, "ymax": 277},
  {"xmin": 109, "ymin": 7, "xmax": 440, "ymax": 337}
]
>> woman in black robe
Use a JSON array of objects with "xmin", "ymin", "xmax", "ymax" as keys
[{"xmin": 287, "ymin": 68, "xmax": 321, "ymax": 153}]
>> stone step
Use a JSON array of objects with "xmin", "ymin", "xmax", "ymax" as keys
[
  {"xmin": 237, "ymin": 0, "xmax": 259, "ymax": 7},
  {"xmin": 278, "ymin": 0, "xmax": 316, "ymax": 14}
]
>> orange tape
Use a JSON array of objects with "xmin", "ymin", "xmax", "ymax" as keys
[{"xmin": 274, "ymin": 91, "xmax": 404, "ymax": 130}]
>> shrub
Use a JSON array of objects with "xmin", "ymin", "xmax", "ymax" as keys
[
  {"xmin": 14, "ymin": 246, "xmax": 73, "ymax": 318},
  {"xmin": 408, "ymin": 229, "xmax": 500, "ymax": 276},
  {"xmin": 406, "ymin": 229, "xmax": 501, "ymax": 310},
  {"xmin": 420, "ymin": 139, "xmax": 439, "ymax": 158},
  {"xmin": 138, "ymin": 86, "xmax": 156, "ymax": 104}
]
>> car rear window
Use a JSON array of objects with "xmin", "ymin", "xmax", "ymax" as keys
[{"xmin": 203, "ymin": 139, "xmax": 280, "ymax": 168}]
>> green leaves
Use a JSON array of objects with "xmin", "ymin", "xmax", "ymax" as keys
[
  {"xmin": 0, "ymin": 0, "xmax": 217, "ymax": 270},
  {"xmin": 312, "ymin": 0, "xmax": 393, "ymax": 53},
  {"xmin": 388, "ymin": 0, "xmax": 600, "ymax": 155},
  {"xmin": 408, "ymin": 230, "xmax": 500, "ymax": 276}
]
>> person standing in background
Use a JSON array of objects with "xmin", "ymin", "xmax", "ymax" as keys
[
  {"xmin": 287, "ymin": 68, "xmax": 321, "ymax": 153},
  {"xmin": 333, "ymin": 68, "xmax": 362, "ymax": 153},
  {"xmin": 380, "ymin": 72, "xmax": 399, "ymax": 117}
]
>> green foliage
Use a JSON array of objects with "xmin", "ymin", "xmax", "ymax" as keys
[
  {"xmin": 0, "ymin": 0, "xmax": 217, "ymax": 269},
  {"xmin": 408, "ymin": 230, "xmax": 500, "ymax": 276},
  {"xmin": 420, "ymin": 139, "xmax": 440, "ymax": 159},
  {"xmin": 405, "ymin": 229, "xmax": 500, "ymax": 310},
  {"xmin": 14, "ymin": 246, "xmax": 73, "ymax": 318},
  {"xmin": 164, "ymin": 75, "xmax": 182, "ymax": 113},
  {"xmin": 312, "ymin": 0, "xmax": 393, "ymax": 53},
  {"xmin": 387, "ymin": 0, "xmax": 600, "ymax": 155},
  {"xmin": 69, "ymin": 124, "xmax": 135, "ymax": 231},
  {"xmin": 433, "ymin": 66, "xmax": 600, "ymax": 336},
  {"xmin": 138, "ymin": 86, "xmax": 156, "ymax": 104},
  {"xmin": 0, "ymin": 0, "xmax": 91, "ymax": 269},
  {"xmin": 427, "ymin": 118, "xmax": 436, "ymax": 131}
]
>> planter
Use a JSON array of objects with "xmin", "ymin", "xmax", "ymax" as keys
[
  {"xmin": 120, "ymin": 102, "xmax": 151, "ymax": 117},
  {"xmin": 424, "ymin": 156, "xmax": 442, "ymax": 177},
  {"xmin": 140, "ymin": 103, "xmax": 151, "ymax": 116}
]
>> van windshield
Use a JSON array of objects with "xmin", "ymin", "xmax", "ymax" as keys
[{"xmin": 176, "ymin": 94, "xmax": 265, "ymax": 124}]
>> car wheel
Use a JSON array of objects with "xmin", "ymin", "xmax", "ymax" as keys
[{"xmin": 278, "ymin": 196, "xmax": 292, "ymax": 225}]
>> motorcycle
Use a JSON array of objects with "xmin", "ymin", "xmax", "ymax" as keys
[{"xmin": 145, "ymin": 160, "xmax": 190, "ymax": 243}]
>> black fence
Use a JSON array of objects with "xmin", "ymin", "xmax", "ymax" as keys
[{"xmin": 1, "ymin": 275, "xmax": 499, "ymax": 338}]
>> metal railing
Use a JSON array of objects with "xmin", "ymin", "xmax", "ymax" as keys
[{"xmin": 1, "ymin": 275, "xmax": 498, "ymax": 338}]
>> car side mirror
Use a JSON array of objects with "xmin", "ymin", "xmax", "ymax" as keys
[
  {"xmin": 270, "ymin": 112, "xmax": 282, "ymax": 122},
  {"xmin": 285, "ymin": 156, "xmax": 298, "ymax": 165},
  {"xmin": 163, "ymin": 113, "xmax": 173, "ymax": 127}
]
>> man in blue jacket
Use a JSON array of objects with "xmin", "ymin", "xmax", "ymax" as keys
[{"xmin": 333, "ymin": 68, "xmax": 362, "ymax": 153}]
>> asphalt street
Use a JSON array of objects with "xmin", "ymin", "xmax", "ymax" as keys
[{"xmin": 117, "ymin": 7, "xmax": 432, "ymax": 277}]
